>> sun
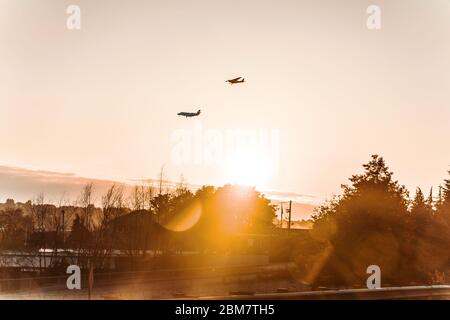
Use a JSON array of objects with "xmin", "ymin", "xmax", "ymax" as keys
[{"xmin": 223, "ymin": 149, "xmax": 275, "ymax": 188}]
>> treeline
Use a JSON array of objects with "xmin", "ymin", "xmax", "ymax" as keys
[
  {"xmin": 0, "ymin": 183, "xmax": 276, "ymax": 270},
  {"xmin": 293, "ymin": 155, "xmax": 450, "ymax": 287},
  {"xmin": 1, "ymin": 155, "xmax": 449, "ymax": 286}
]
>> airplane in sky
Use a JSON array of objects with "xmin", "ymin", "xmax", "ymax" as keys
[
  {"xmin": 177, "ymin": 109, "xmax": 201, "ymax": 118},
  {"xmin": 226, "ymin": 77, "xmax": 245, "ymax": 84}
]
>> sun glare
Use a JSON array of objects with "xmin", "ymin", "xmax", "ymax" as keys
[{"xmin": 223, "ymin": 150, "xmax": 275, "ymax": 188}]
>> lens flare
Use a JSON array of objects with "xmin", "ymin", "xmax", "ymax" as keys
[{"xmin": 162, "ymin": 201, "xmax": 202, "ymax": 232}]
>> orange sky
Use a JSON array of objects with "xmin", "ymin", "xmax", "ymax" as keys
[{"xmin": 1, "ymin": 0, "xmax": 449, "ymax": 203}]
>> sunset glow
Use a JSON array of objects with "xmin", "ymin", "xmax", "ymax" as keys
[
  {"xmin": 0, "ymin": 0, "xmax": 449, "ymax": 305},
  {"xmin": 223, "ymin": 150, "xmax": 275, "ymax": 188}
]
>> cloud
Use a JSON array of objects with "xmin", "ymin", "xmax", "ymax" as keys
[
  {"xmin": 0, "ymin": 165, "xmax": 124, "ymax": 204},
  {"xmin": 262, "ymin": 189, "xmax": 322, "ymax": 205},
  {"xmin": 0, "ymin": 165, "xmax": 319, "ymax": 219}
]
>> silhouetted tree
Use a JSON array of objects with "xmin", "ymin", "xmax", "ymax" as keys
[
  {"xmin": 151, "ymin": 193, "xmax": 171, "ymax": 224},
  {"xmin": 67, "ymin": 214, "xmax": 91, "ymax": 268},
  {"xmin": 0, "ymin": 208, "xmax": 32, "ymax": 249},
  {"xmin": 406, "ymin": 187, "xmax": 446, "ymax": 282},
  {"xmin": 309, "ymin": 155, "xmax": 413, "ymax": 286},
  {"xmin": 437, "ymin": 171, "xmax": 450, "ymax": 216}
]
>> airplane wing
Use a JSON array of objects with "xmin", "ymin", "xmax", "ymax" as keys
[{"xmin": 229, "ymin": 77, "xmax": 242, "ymax": 81}]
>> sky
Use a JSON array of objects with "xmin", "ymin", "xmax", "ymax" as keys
[{"xmin": 1, "ymin": 0, "xmax": 449, "ymax": 206}]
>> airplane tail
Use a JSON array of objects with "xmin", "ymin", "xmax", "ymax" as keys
[{"xmin": 197, "ymin": 109, "xmax": 201, "ymax": 115}]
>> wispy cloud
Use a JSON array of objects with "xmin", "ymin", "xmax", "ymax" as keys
[
  {"xmin": 261, "ymin": 189, "xmax": 322, "ymax": 206},
  {"xmin": 0, "ymin": 165, "xmax": 124, "ymax": 204},
  {"xmin": 0, "ymin": 165, "xmax": 319, "ymax": 218}
]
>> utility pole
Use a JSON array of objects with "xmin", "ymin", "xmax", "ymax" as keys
[
  {"xmin": 279, "ymin": 201, "xmax": 293, "ymax": 230},
  {"xmin": 280, "ymin": 202, "xmax": 284, "ymax": 228},
  {"xmin": 159, "ymin": 165, "xmax": 165, "ymax": 195},
  {"xmin": 157, "ymin": 165, "xmax": 165, "ymax": 224},
  {"xmin": 288, "ymin": 200, "xmax": 292, "ymax": 233},
  {"xmin": 61, "ymin": 209, "xmax": 65, "ymax": 248}
]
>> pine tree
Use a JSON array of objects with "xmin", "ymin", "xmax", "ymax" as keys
[
  {"xmin": 411, "ymin": 188, "xmax": 425, "ymax": 211},
  {"xmin": 410, "ymin": 188, "xmax": 433, "ymax": 221},
  {"xmin": 436, "ymin": 185, "xmax": 443, "ymax": 208},
  {"xmin": 436, "ymin": 171, "xmax": 450, "ymax": 214},
  {"xmin": 426, "ymin": 187, "xmax": 434, "ymax": 212},
  {"xmin": 443, "ymin": 171, "xmax": 450, "ymax": 204},
  {"xmin": 311, "ymin": 155, "xmax": 411, "ymax": 285}
]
